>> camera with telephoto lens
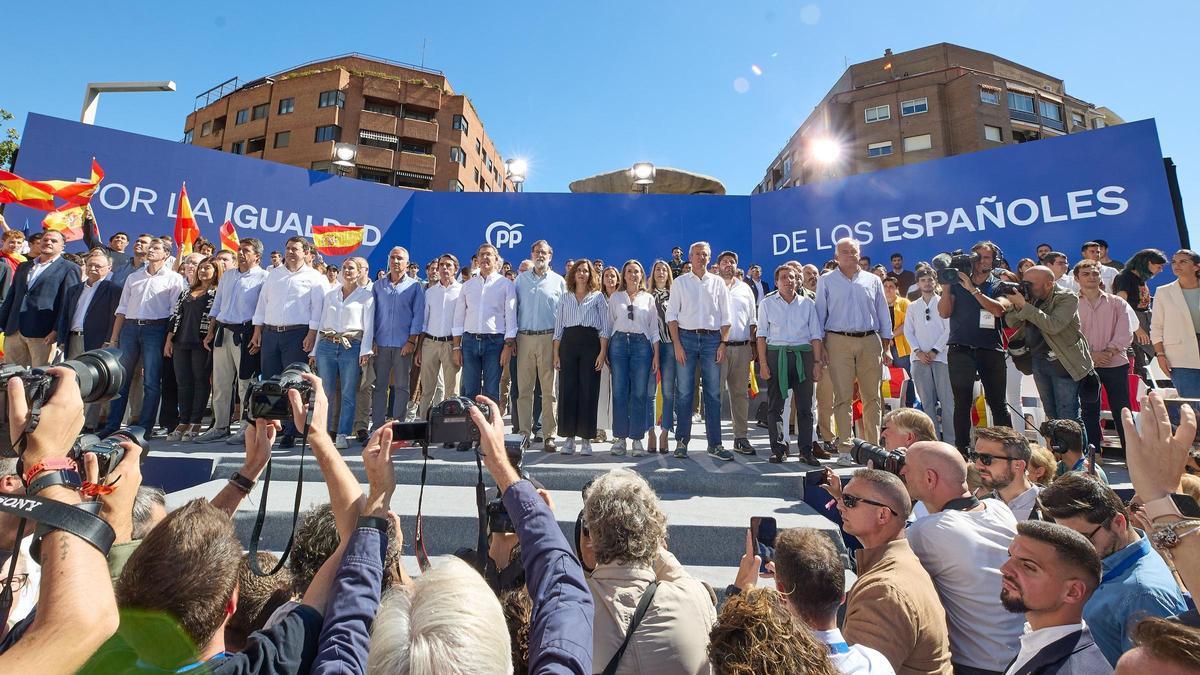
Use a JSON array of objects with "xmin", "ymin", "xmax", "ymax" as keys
[
  {"xmin": 848, "ymin": 438, "xmax": 907, "ymax": 475},
  {"xmin": 0, "ymin": 348, "xmax": 124, "ymax": 458},
  {"xmin": 244, "ymin": 363, "xmax": 314, "ymax": 421},
  {"xmin": 992, "ymin": 280, "xmax": 1033, "ymax": 301},
  {"xmin": 930, "ymin": 250, "xmax": 980, "ymax": 285},
  {"xmin": 70, "ymin": 426, "xmax": 149, "ymax": 480},
  {"xmin": 390, "ymin": 396, "xmax": 493, "ymax": 447}
]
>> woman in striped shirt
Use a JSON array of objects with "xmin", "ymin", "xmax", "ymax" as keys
[{"xmin": 554, "ymin": 260, "xmax": 611, "ymax": 456}]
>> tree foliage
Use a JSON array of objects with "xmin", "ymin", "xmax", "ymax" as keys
[{"xmin": 0, "ymin": 109, "xmax": 19, "ymax": 171}]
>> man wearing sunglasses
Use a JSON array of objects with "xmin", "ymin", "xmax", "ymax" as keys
[
  {"xmin": 972, "ymin": 426, "xmax": 1043, "ymax": 521},
  {"xmin": 903, "ymin": 441, "xmax": 1023, "ymax": 675}
]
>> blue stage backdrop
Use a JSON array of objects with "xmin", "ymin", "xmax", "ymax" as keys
[{"xmin": 7, "ymin": 113, "xmax": 1182, "ymax": 279}]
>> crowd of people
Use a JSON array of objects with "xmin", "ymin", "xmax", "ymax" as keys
[{"xmin": 1, "ymin": 209, "xmax": 1200, "ymax": 673}]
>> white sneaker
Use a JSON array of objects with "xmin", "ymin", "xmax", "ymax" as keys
[
  {"xmin": 611, "ymin": 438, "xmax": 627, "ymax": 456},
  {"xmin": 581, "ymin": 440, "xmax": 593, "ymax": 456},
  {"xmin": 837, "ymin": 453, "xmax": 856, "ymax": 467},
  {"xmin": 562, "ymin": 438, "xmax": 576, "ymax": 455},
  {"xmin": 193, "ymin": 427, "xmax": 230, "ymax": 443},
  {"xmin": 225, "ymin": 429, "xmax": 246, "ymax": 445},
  {"xmin": 631, "ymin": 439, "xmax": 645, "ymax": 457},
  {"xmin": 335, "ymin": 434, "xmax": 349, "ymax": 449}
]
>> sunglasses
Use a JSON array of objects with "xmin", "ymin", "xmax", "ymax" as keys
[
  {"xmin": 841, "ymin": 493, "xmax": 899, "ymax": 516},
  {"xmin": 967, "ymin": 451, "xmax": 1018, "ymax": 466},
  {"xmin": 925, "ymin": 307, "xmax": 931, "ymax": 320},
  {"xmin": 627, "ymin": 303, "xmax": 635, "ymax": 321}
]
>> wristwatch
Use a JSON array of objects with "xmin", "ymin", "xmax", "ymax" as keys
[
  {"xmin": 229, "ymin": 471, "xmax": 256, "ymax": 494},
  {"xmin": 1144, "ymin": 493, "xmax": 1200, "ymax": 522},
  {"xmin": 27, "ymin": 469, "xmax": 83, "ymax": 496}
]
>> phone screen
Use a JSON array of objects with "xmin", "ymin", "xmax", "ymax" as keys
[{"xmin": 750, "ymin": 516, "xmax": 778, "ymax": 575}]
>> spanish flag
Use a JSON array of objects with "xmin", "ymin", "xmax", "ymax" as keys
[
  {"xmin": 312, "ymin": 224, "xmax": 364, "ymax": 256},
  {"xmin": 174, "ymin": 183, "xmax": 200, "ymax": 255},
  {"xmin": 44, "ymin": 158, "xmax": 105, "ymax": 206},
  {"xmin": 0, "ymin": 170, "xmax": 57, "ymax": 211},
  {"xmin": 42, "ymin": 205, "xmax": 86, "ymax": 242},
  {"xmin": 219, "ymin": 219, "xmax": 239, "ymax": 252}
]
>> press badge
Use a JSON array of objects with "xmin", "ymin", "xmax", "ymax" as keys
[{"xmin": 979, "ymin": 310, "xmax": 996, "ymax": 329}]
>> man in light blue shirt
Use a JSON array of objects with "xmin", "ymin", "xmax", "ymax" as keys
[
  {"xmin": 1041, "ymin": 474, "xmax": 1188, "ymax": 666},
  {"xmin": 372, "ymin": 246, "xmax": 426, "ymax": 431},
  {"xmin": 815, "ymin": 238, "xmax": 893, "ymax": 465},
  {"xmin": 514, "ymin": 240, "xmax": 565, "ymax": 450}
]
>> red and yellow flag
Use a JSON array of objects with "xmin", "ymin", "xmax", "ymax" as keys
[
  {"xmin": 312, "ymin": 224, "xmax": 364, "ymax": 257},
  {"xmin": 174, "ymin": 183, "xmax": 200, "ymax": 255},
  {"xmin": 0, "ymin": 170, "xmax": 57, "ymax": 211},
  {"xmin": 44, "ymin": 158, "xmax": 105, "ymax": 206},
  {"xmin": 219, "ymin": 219, "xmax": 239, "ymax": 252},
  {"xmin": 42, "ymin": 205, "xmax": 86, "ymax": 242}
]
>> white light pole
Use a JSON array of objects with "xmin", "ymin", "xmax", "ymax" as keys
[
  {"xmin": 505, "ymin": 158, "xmax": 528, "ymax": 192},
  {"xmin": 80, "ymin": 81, "xmax": 176, "ymax": 125},
  {"xmin": 630, "ymin": 162, "xmax": 655, "ymax": 194},
  {"xmin": 332, "ymin": 142, "xmax": 358, "ymax": 177}
]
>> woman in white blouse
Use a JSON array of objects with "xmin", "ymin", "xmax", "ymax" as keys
[
  {"xmin": 554, "ymin": 260, "xmax": 611, "ymax": 455},
  {"xmin": 595, "ymin": 266, "xmax": 620, "ymax": 442},
  {"xmin": 607, "ymin": 260, "xmax": 660, "ymax": 457},
  {"xmin": 312, "ymin": 257, "xmax": 374, "ymax": 449}
]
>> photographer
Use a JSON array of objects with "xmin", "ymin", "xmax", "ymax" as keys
[
  {"xmin": 937, "ymin": 241, "xmax": 1013, "ymax": 455},
  {"xmin": 1002, "ymin": 266, "xmax": 1097, "ymax": 446}
]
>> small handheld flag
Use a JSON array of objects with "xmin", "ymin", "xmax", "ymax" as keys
[
  {"xmin": 312, "ymin": 224, "xmax": 365, "ymax": 257},
  {"xmin": 219, "ymin": 219, "xmax": 239, "ymax": 252},
  {"xmin": 174, "ymin": 183, "xmax": 200, "ymax": 256}
]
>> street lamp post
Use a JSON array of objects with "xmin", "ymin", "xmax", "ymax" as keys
[
  {"xmin": 80, "ymin": 81, "xmax": 176, "ymax": 125},
  {"xmin": 505, "ymin": 158, "xmax": 527, "ymax": 192},
  {"xmin": 332, "ymin": 142, "xmax": 358, "ymax": 177},
  {"xmin": 630, "ymin": 162, "xmax": 655, "ymax": 194}
]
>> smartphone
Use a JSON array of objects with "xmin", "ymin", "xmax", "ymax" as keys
[
  {"xmin": 805, "ymin": 469, "xmax": 830, "ymax": 489},
  {"xmin": 750, "ymin": 516, "xmax": 778, "ymax": 575}
]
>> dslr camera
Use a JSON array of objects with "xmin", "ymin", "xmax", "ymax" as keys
[
  {"xmin": 993, "ymin": 280, "xmax": 1033, "ymax": 301},
  {"xmin": 0, "ymin": 348, "xmax": 124, "ymax": 458},
  {"xmin": 391, "ymin": 396, "xmax": 493, "ymax": 448},
  {"xmin": 930, "ymin": 250, "xmax": 979, "ymax": 285},
  {"xmin": 848, "ymin": 438, "xmax": 906, "ymax": 475},
  {"xmin": 244, "ymin": 363, "xmax": 314, "ymax": 421},
  {"xmin": 71, "ymin": 426, "xmax": 150, "ymax": 480}
]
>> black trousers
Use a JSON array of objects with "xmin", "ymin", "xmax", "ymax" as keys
[
  {"xmin": 173, "ymin": 344, "xmax": 213, "ymax": 424},
  {"xmin": 948, "ymin": 345, "xmax": 1013, "ymax": 453},
  {"xmin": 1082, "ymin": 364, "xmax": 1131, "ymax": 452},
  {"xmin": 766, "ymin": 349, "xmax": 814, "ymax": 457},
  {"xmin": 557, "ymin": 326, "xmax": 601, "ymax": 439},
  {"xmin": 158, "ymin": 355, "xmax": 179, "ymax": 430}
]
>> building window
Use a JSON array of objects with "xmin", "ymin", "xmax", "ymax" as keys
[
  {"xmin": 864, "ymin": 104, "xmax": 891, "ymax": 123},
  {"xmin": 980, "ymin": 87, "xmax": 1000, "ymax": 105},
  {"xmin": 183, "ymin": 129, "xmax": 193, "ymax": 144},
  {"xmin": 474, "ymin": 168, "xmax": 480, "ymax": 183},
  {"xmin": 395, "ymin": 171, "xmax": 433, "ymax": 190},
  {"xmin": 867, "ymin": 141, "xmax": 893, "ymax": 158},
  {"xmin": 201, "ymin": 121, "xmax": 213, "ymax": 136},
  {"xmin": 1007, "ymin": 92, "xmax": 1035, "ymax": 114},
  {"xmin": 359, "ymin": 129, "xmax": 399, "ymax": 151},
  {"xmin": 482, "ymin": 183, "xmax": 492, "ymax": 192},
  {"xmin": 475, "ymin": 138, "xmax": 482, "ymax": 155},
  {"xmin": 901, "ymin": 97, "xmax": 928, "ymax": 116},
  {"xmin": 449, "ymin": 179, "xmax": 465, "ymax": 192},
  {"xmin": 246, "ymin": 137, "xmax": 266, "ymax": 154},
  {"xmin": 403, "ymin": 107, "xmax": 435, "ymax": 122},
  {"xmin": 1071, "ymin": 112, "xmax": 1085, "ymax": 127},
  {"xmin": 486, "ymin": 156, "xmax": 493, "ymax": 172},
  {"xmin": 278, "ymin": 98, "xmax": 294, "ymax": 115},
  {"xmin": 311, "ymin": 160, "xmax": 333, "ymax": 174},
  {"xmin": 274, "ymin": 131, "xmax": 290, "ymax": 148},
  {"xmin": 400, "ymin": 141, "xmax": 432, "ymax": 155},
  {"xmin": 984, "ymin": 125, "xmax": 1003, "ymax": 142},
  {"xmin": 357, "ymin": 167, "xmax": 392, "ymax": 184},
  {"xmin": 1092, "ymin": 118, "xmax": 1106, "ymax": 129},
  {"xmin": 903, "ymin": 134, "xmax": 932, "ymax": 152},
  {"xmin": 235, "ymin": 108, "xmax": 249, "ymax": 125},
  {"xmin": 363, "ymin": 99, "xmax": 398, "ymax": 116},
  {"xmin": 230, "ymin": 141, "xmax": 244, "ymax": 154},
  {"xmin": 452, "ymin": 115, "xmax": 469, "ymax": 134},
  {"xmin": 1038, "ymin": 100, "xmax": 1062, "ymax": 122},
  {"xmin": 314, "ymin": 125, "xmax": 341, "ymax": 142},
  {"xmin": 450, "ymin": 147, "xmax": 466, "ymax": 165},
  {"xmin": 251, "ymin": 103, "xmax": 269, "ymax": 121},
  {"xmin": 318, "ymin": 90, "xmax": 345, "ymax": 109}
]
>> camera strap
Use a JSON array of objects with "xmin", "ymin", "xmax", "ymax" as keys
[
  {"xmin": 412, "ymin": 440, "xmax": 490, "ymax": 576},
  {"xmin": 248, "ymin": 404, "xmax": 314, "ymax": 577},
  {"xmin": 414, "ymin": 443, "xmax": 431, "ymax": 572},
  {"xmin": 941, "ymin": 495, "xmax": 981, "ymax": 512}
]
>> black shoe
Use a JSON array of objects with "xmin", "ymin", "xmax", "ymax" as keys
[
  {"xmin": 812, "ymin": 441, "xmax": 833, "ymax": 460},
  {"xmin": 708, "ymin": 446, "xmax": 735, "ymax": 461},
  {"xmin": 532, "ymin": 435, "xmax": 544, "ymax": 444},
  {"xmin": 769, "ymin": 453, "xmax": 785, "ymax": 464},
  {"xmin": 457, "ymin": 441, "xmax": 472, "ymax": 452},
  {"xmin": 673, "ymin": 443, "xmax": 689, "ymax": 459},
  {"xmin": 800, "ymin": 451, "xmax": 820, "ymax": 466},
  {"xmin": 443, "ymin": 442, "xmax": 456, "ymax": 448},
  {"xmin": 279, "ymin": 435, "xmax": 296, "ymax": 449},
  {"xmin": 733, "ymin": 438, "xmax": 755, "ymax": 455},
  {"xmin": 355, "ymin": 430, "xmax": 368, "ymax": 443}
]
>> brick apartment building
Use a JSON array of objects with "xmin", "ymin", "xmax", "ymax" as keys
[
  {"xmin": 754, "ymin": 43, "xmax": 1123, "ymax": 193},
  {"xmin": 184, "ymin": 53, "xmax": 513, "ymax": 193}
]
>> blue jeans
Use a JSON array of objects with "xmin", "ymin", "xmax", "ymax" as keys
[
  {"xmin": 106, "ymin": 321, "xmax": 167, "ymax": 431},
  {"xmin": 317, "ymin": 339, "xmax": 361, "ymax": 437},
  {"xmin": 609, "ymin": 332, "xmax": 653, "ymax": 439},
  {"xmin": 675, "ymin": 331, "xmax": 722, "ymax": 446},
  {"xmin": 1033, "ymin": 359, "xmax": 1081, "ymax": 425},
  {"xmin": 461, "ymin": 333, "xmax": 505, "ymax": 402},
  {"xmin": 1169, "ymin": 367, "xmax": 1200, "ymax": 432},
  {"xmin": 260, "ymin": 327, "xmax": 309, "ymax": 437},
  {"xmin": 651, "ymin": 341, "xmax": 677, "ymax": 430}
]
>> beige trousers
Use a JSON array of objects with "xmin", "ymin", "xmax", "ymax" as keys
[
  {"xmin": 211, "ymin": 331, "xmax": 250, "ymax": 430},
  {"xmin": 5, "ymin": 331, "xmax": 57, "ymax": 367},
  {"xmin": 719, "ymin": 343, "xmax": 753, "ymax": 438},
  {"xmin": 825, "ymin": 332, "xmax": 883, "ymax": 446},
  {"xmin": 516, "ymin": 333, "xmax": 556, "ymax": 439},
  {"xmin": 418, "ymin": 340, "xmax": 458, "ymax": 418},
  {"xmin": 816, "ymin": 375, "xmax": 836, "ymax": 441}
]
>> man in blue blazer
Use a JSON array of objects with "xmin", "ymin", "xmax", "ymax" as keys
[{"xmin": 0, "ymin": 231, "xmax": 80, "ymax": 366}]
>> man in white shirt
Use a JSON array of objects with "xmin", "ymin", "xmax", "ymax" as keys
[
  {"xmin": 514, "ymin": 240, "xmax": 565, "ymax": 450},
  {"xmin": 904, "ymin": 270, "xmax": 955, "ymax": 445},
  {"xmin": 772, "ymin": 528, "xmax": 895, "ymax": 674},
  {"xmin": 250, "ymin": 236, "xmax": 324, "ymax": 447},
  {"xmin": 416, "ymin": 254, "xmax": 463, "ymax": 421},
  {"xmin": 1044, "ymin": 251, "xmax": 1080, "ymax": 294},
  {"xmin": 1079, "ymin": 241, "xmax": 1118, "ymax": 291},
  {"xmin": 717, "ymin": 251, "xmax": 758, "ymax": 455},
  {"xmin": 1000, "ymin": 520, "xmax": 1111, "ymax": 675},
  {"xmin": 453, "ymin": 243, "xmax": 516, "ymax": 449},
  {"xmin": 665, "ymin": 241, "xmax": 732, "ymax": 460},
  {"xmin": 973, "ymin": 426, "xmax": 1043, "ymax": 521},
  {"xmin": 196, "ymin": 238, "xmax": 268, "ymax": 444},
  {"xmin": 58, "ymin": 249, "xmax": 119, "ymax": 430},
  {"xmin": 902, "ymin": 441, "xmax": 1023, "ymax": 674},
  {"xmin": 99, "ymin": 237, "xmax": 188, "ymax": 436}
]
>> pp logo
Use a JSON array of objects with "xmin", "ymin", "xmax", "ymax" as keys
[{"xmin": 486, "ymin": 221, "xmax": 524, "ymax": 249}]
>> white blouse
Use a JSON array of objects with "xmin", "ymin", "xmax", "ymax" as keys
[
  {"xmin": 607, "ymin": 290, "xmax": 661, "ymax": 343},
  {"xmin": 313, "ymin": 284, "xmax": 375, "ymax": 357}
]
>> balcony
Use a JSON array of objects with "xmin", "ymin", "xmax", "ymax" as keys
[
  {"xmin": 1009, "ymin": 108, "xmax": 1038, "ymax": 125},
  {"xmin": 400, "ymin": 117, "xmax": 438, "ymax": 144},
  {"xmin": 398, "ymin": 151, "xmax": 436, "ymax": 176},
  {"xmin": 362, "ymin": 76, "xmax": 400, "ymax": 101},
  {"xmin": 359, "ymin": 110, "xmax": 399, "ymax": 136},
  {"xmin": 1041, "ymin": 117, "xmax": 1066, "ymax": 132},
  {"xmin": 355, "ymin": 144, "xmax": 395, "ymax": 169},
  {"xmin": 402, "ymin": 82, "xmax": 442, "ymax": 110}
]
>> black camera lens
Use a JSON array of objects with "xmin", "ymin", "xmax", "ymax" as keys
[{"xmin": 61, "ymin": 347, "xmax": 124, "ymax": 403}]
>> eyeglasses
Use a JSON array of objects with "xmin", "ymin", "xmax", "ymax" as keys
[
  {"xmin": 6, "ymin": 573, "xmax": 28, "ymax": 592},
  {"xmin": 967, "ymin": 451, "xmax": 1018, "ymax": 466},
  {"xmin": 841, "ymin": 493, "xmax": 899, "ymax": 516},
  {"xmin": 1083, "ymin": 521, "xmax": 1108, "ymax": 542},
  {"xmin": 627, "ymin": 304, "xmax": 635, "ymax": 321},
  {"xmin": 925, "ymin": 308, "xmax": 931, "ymax": 320}
]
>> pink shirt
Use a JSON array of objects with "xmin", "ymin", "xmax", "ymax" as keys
[{"xmin": 1078, "ymin": 291, "xmax": 1133, "ymax": 367}]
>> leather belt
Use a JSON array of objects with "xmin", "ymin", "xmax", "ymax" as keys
[
  {"xmin": 131, "ymin": 318, "xmax": 167, "ymax": 326},
  {"xmin": 423, "ymin": 333, "xmax": 453, "ymax": 342},
  {"xmin": 518, "ymin": 329, "xmax": 553, "ymax": 336},
  {"xmin": 827, "ymin": 330, "xmax": 875, "ymax": 338},
  {"xmin": 680, "ymin": 328, "xmax": 720, "ymax": 335},
  {"xmin": 725, "ymin": 340, "xmax": 750, "ymax": 347},
  {"xmin": 320, "ymin": 329, "xmax": 363, "ymax": 349},
  {"xmin": 465, "ymin": 332, "xmax": 504, "ymax": 339},
  {"xmin": 264, "ymin": 323, "xmax": 308, "ymax": 332},
  {"xmin": 69, "ymin": 330, "xmax": 84, "ymax": 337}
]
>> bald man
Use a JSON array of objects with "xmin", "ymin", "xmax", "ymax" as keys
[
  {"xmin": 901, "ymin": 441, "xmax": 1022, "ymax": 674},
  {"xmin": 1001, "ymin": 265, "xmax": 1096, "ymax": 443}
]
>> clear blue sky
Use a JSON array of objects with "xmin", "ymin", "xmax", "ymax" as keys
[{"xmin": 3, "ymin": 1, "xmax": 1198, "ymax": 244}]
